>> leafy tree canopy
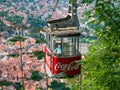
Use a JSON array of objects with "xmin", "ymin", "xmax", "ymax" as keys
[
  {"xmin": 0, "ymin": 0, "xmax": 7, "ymax": 3},
  {"xmin": 6, "ymin": 36, "xmax": 27, "ymax": 42},
  {"xmin": 33, "ymin": 51, "xmax": 44, "ymax": 60},
  {"xmin": 48, "ymin": 80, "xmax": 70, "ymax": 90},
  {"xmin": 30, "ymin": 70, "xmax": 44, "ymax": 81},
  {"xmin": 27, "ymin": 16, "xmax": 46, "ymax": 30},
  {"xmin": 0, "ymin": 80, "xmax": 13, "ymax": 86},
  {"xmin": 13, "ymin": 82, "xmax": 22, "ymax": 90},
  {"xmin": 80, "ymin": 0, "xmax": 120, "ymax": 90},
  {"xmin": 0, "ymin": 11, "xmax": 8, "ymax": 17},
  {"xmin": 6, "ymin": 15, "xmax": 23, "ymax": 25}
]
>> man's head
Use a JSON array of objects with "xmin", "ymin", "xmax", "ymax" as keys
[{"xmin": 58, "ymin": 44, "xmax": 61, "ymax": 48}]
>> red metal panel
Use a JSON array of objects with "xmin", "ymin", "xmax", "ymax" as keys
[
  {"xmin": 53, "ymin": 55, "xmax": 81, "ymax": 76},
  {"xmin": 44, "ymin": 46, "xmax": 81, "ymax": 76},
  {"xmin": 44, "ymin": 46, "xmax": 53, "ymax": 73}
]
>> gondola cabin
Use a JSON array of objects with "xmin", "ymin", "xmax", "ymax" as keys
[{"xmin": 44, "ymin": 0, "xmax": 81, "ymax": 77}]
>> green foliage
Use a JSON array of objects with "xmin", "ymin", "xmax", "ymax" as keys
[
  {"xmin": 30, "ymin": 31, "xmax": 45, "ymax": 43},
  {"xmin": 6, "ymin": 15, "xmax": 23, "ymax": 25},
  {"xmin": 29, "ymin": 0, "xmax": 34, "ymax": 2},
  {"xmin": 0, "ymin": 19, "xmax": 7, "ymax": 32},
  {"xmin": 13, "ymin": 82, "xmax": 22, "ymax": 90},
  {"xmin": 0, "ymin": 11, "xmax": 8, "ymax": 17},
  {"xmin": 0, "ymin": 0, "xmax": 7, "ymax": 3},
  {"xmin": 50, "ymin": 72, "xmax": 67, "ymax": 78},
  {"xmin": 6, "ymin": 41, "xmax": 14, "ymax": 45},
  {"xmin": 27, "ymin": 16, "xmax": 46, "ymax": 44},
  {"xmin": 80, "ymin": 19, "xmax": 97, "ymax": 43},
  {"xmin": 7, "ymin": 53, "xmax": 19, "ymax": 57},
  {"xmin": 81, "ymin": 0, "xmax": 93, "ymax": 4},
  {"xmin": 48, "ymin": 80, "xmax": 70, "ymax": 90},
  {"xmin": 29, "ymin": 32, "xmax": 46, "ymax": 44},
  {"xmin": 67, "ymin": 76, "xmax": 80, "ymax": 90},
  {"xmin": 0, "ymin": 80, "xmax": 13, "ymax": 86},
  {"xmin": 30, "ymin": 71, "xmax": 43, "ymax": 81},
  {"xmin": 82, "ymin": 43, "xmax": 120, "ymax": 90},
  {"xmin": 50, "ymin": 72, "xmax": 67, "ymax": 79},
  {"xmin": 36, "ymin": 38, "xmax": 46, "ymax": 44},
  {"xmin": 33, "ymin": 51, "xmax": 44, "ymax": 60},
  {"xmin": 80, "ymin": 0, "xmax": 120, "ymax": 90},
  {"xmin": 27, "ymin": 16, "xmax": 46, "ymax": 29},
  {"xmin": 70, "ymin": 0, "xmax": 76, "ymax": 4},
  {"xmin": 7, "ymin": 36, "xmax": 27, "ymax": 42},
  {"xmin": 0, "ymin": 20, "xmax": 4, "ymax": 26}
]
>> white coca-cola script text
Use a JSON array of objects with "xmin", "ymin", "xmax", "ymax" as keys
[{"xmin": 54, "ymin": 62, "xmax": 79, "ymax": 71}]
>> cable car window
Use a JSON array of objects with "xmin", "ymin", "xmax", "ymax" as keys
[
  {"xmin": 53, "ymin": 38, "xmax": 62, "ymax": 56},
  {"xmin": 62, "ymin": 36, "xmax": 80, "ymax": 56},
  {"xmin": 53, "ymin": 36, "xmax": 80, "ymax": 57},
  {"xmin": 62, "ymin": 37, "xmax": 73, "ymax": 56}
]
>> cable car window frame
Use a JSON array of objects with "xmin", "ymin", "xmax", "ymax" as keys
[
  {"xmin": 46, "ymin": 33, "xmax": 51, "ymax": 50},
  {"xmin": 52, "ymin": 36, "xmax": 80, "ymax": 57}
]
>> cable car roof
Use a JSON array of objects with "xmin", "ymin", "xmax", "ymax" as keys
[
  {"xmin": 46, "ymin": 15, "xmax": 71, "ymax": 24},
  {"xmin": 44, "ymin": 0, "xmax": 80, "ymax": 37},
  {"xmin": 44, "ymin": 26, "xmax": 80, "ymax": 37}
]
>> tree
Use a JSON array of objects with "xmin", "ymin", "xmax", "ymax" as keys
[
  {"xmin": 0, "ymin": 80, "xmax": 13, "ymax": 86},
  {"xmin": 80, "ymin": 0, "xmax": 120, "ymax": 90},
  {"xmin": 0, "ymin": 11, "xmax": 8, "ymax": 17},
  {"xmin": 27, "ymin": 16, "xmax": 45, "ymax": 29},
  {"xmin": 27, "ymin": 16, "xmax": 46, "ymax": 44},
  {"xmin": 0, "ymin": 0, "xmax": 7, "ymax": 3},
  {"xmin": 0, "ymin": 19, "xmax": 9, "ymax": 41},
  {"xmin": 30, "ymin": 71, "xmax": 43, "ymax": 81},
  {"xmin": 13, "ymin": 82, "xmax": 22, "ymax": 90},
  {"xmin": 6, "ymin": 15, "xmax": 24, "ymax": 25},
  {"xmin": 48, "ymin": 80, "xmax": 70, "ymax": 90}
]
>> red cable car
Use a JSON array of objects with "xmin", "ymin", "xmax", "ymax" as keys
[{"xmin": 44, "ymin": 0, "xmax": 81, "ymax": 77}]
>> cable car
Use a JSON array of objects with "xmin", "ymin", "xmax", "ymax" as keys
[{"xmin": 44, "ymin": 0, "xmax": 81, "ymax": 77}]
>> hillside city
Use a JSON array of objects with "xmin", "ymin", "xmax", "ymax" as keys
[{"xmin": 0, "ymin": 0, "xmax": 90, "ymax": 90}]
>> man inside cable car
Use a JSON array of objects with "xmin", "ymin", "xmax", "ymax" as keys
[{"xmin": 54, "ymin": 44, "xmax": 61, "ymax": 56}]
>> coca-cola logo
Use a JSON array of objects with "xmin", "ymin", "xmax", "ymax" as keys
[{"xmin": 54, "ymin": 61, "xmax": 79, "ymax": 71}]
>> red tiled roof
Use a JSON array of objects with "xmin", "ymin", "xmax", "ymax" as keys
[{"xmin": 15, "ymin": 41, "xmax": 25, "ymax": 47}]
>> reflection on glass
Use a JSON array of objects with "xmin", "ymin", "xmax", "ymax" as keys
[{"xmin": 53, "ymin": 37, "xmax": 80, "ymax": 57}]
